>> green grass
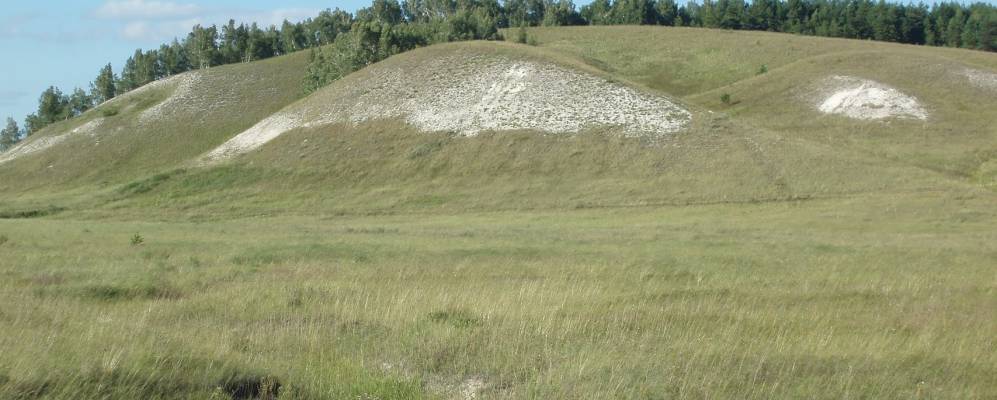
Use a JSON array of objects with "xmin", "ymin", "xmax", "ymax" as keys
[
  {"xmin": 0, "ymin": 192, "xmax": 994, "ymax": 398},
  {"xmin": 0, "ymin": 26, "xmax": 995, "ymax": 399}
]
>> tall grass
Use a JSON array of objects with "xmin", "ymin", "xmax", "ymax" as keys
[{"xmin": 1, "ymin": 191, "xmax": 994, "ymax": 398}]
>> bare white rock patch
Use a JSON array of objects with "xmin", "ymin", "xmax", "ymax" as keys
[
  {"xmin": 459, "ymin": 376, "xmax": 487, "ymax": 400},
  {"xmin": 375, "ymin": 60, "xmax": 692, "ymax": 136},
  {"xmin": 0, "ymin": 136, "xmax": 69, "ymax": 164},
  {"xmin": 204, "ymin": 56, "xmax": 691, "ymax": 163},
  {"xmin": 817, "ymin": 76, "xmax": 927, "ymax": 121},
  {"xmin": 203, "ymin": 114, "xmax": 303, "ymax": 162},
  {"xmin": 71, "ymin": 118, "xmax": 104, "ymax": 137},
  {"xmin": 138, "ymin": 73, "xmax": 203, "ymax": 125},
  {"xmin": 0, "ymin": 118, "xmax": 105, "ymax": 165},
  {"xmin": 958, "ymin": 67, "xmax": 997, "ymax": 91}
]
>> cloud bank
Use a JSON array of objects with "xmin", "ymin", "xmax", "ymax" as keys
[
  {"xmin": 94, "ymin": 1, "xmax": 320, "ymax": 42},
  {"xmin": 96, "ymin": 0, "xmax": 202, "ymax": 19}
]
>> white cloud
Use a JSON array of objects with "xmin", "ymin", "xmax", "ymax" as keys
[
  {"xmin": 120, "ymin": 19, "xmax": 202, "ymax": 41},
  {"xmin": 112, "ymin": 7, "xmax": 321, "ymax": 42},
  {"xmin": 239, "ymin": 8, "xmax": 321, "ymax": 27},
  {"xmin": 90, "ymin": 1, "xmax": 322, "ymax": 42},
  {"xmin": 96, "ymin": 0, "xmax": 201, "ymax": 19}
]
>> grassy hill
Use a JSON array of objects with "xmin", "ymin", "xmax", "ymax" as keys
[
  {"xmin": 3, "ymin": 28, "xmax": 993, "ymax": 217},
  {"xmin": 0, "ymin": 50, "xmax": 311, "ymax": 206},
  {"xmin": 0, "ymin": 27, "xmax": 995, "ymax": 399}
]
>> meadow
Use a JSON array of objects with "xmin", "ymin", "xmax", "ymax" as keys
[
  {"xmin": 1, "ymin": 189, "xmax": 995, "ymax": 399},
  {"xmin": 1, "ymin": 26, "xmax": 995, "ymax": 399}
]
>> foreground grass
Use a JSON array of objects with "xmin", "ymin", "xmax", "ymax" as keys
[{"xmin": 1, "ymin": 191, "xmax": 994, "ymax": 399}]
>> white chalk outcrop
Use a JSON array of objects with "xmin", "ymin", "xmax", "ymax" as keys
[
  {"xmin": 204, "ymin": 55, "xmax": 692, "ymax": 162},
  {"xmin": 817, "ymin": 76, "xmax": 927, "ymax": 121}
]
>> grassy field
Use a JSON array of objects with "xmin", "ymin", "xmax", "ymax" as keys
[
  {"xmin": 1, "ymin": 26, "xmax": 996, "ymax": 399},
  {"xmin": 1, "ymin": 191, "xmax": 995, "ymax": 399}
]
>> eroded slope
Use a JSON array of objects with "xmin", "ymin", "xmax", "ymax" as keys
[{"xmin": 205, "ymin": 43, "xmax": 692, "ymax": 162}]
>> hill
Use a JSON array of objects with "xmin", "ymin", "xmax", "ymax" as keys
[
  {"xmin": 2, "ymin": 27, "xmax": 993, "ymax": 217},
  {"xmin": 0, "ymin": 27, "xmax": 995, "ymax": 399},
  {"xmin": 0, "ymin": 50, "xmax": 311, "ymax": 202}
]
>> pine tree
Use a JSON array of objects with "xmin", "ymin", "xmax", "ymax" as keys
[
  {"xmin": 981, "ymin": 10, "xmax": 996, "ymax": 51},
  {"xmin": 280, "ymin": 20, "xmax": 308, "ymax": 53},
  {"xmin": 657, "ymin": 0, "xmax": 679, "ymax": 25},
  {"xmin": 580, "ymin": 0, "xmax": 612, "ymax": 25},
  {"xmin": 945, "ymin": 7, "xmax": 965, "ymax": 48},
  {"xmin": 68, "ymin": 88, "xmax": 93, "ymax": 117},
  {"xmin": 872, "ymin": 0, "xmax": 900, "ymax": 42},
  {"xmin": 701, "ymin": 0, "xmax": 720, "ymax": 27},
  {"xmin": 161, "ymin": 39, "xmax": 191, "ymax": 75},
  {"xmin": 187, "ymin": 25, "xmax": 220, "ymax": 69},
  {"xmin": 719, "ymin": 0, "xmax": 746, "ymax": 29},
  {"xmin": 901, "ymin": 4, "xmax": 927, "ymax": 44},
  {"xmin": 746, "ymin": 0, "xmax": 773, "ymax": 30},
  {"xmin": 91, "ymin": 64, "xmax": 117, "ymax": 104},
  {"xmin": 117, "ymin": 55, "xmax": 139, "ymax": 92},
  {"xmin": 22, "ymin": 87, "xmax": 69, "ymax": 135},
  {"xmin": 37, "ymin": 87, "xmax": 70, "ymax": 124},
  {"xmin": 0, "ymin": 117, "xmax": 19, "ymax": 151}
]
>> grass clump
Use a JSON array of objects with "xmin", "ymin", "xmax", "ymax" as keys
[
  {"xmin": 100, "ymin": 107, "xmax": 119, "ymax": 117},
  {"xmin": 428, "ymin": 308, "xmax": 481, "ymax": 328},
  {"xmin": 118, "ymin": 169, "xmax": 185, "ymax": 196},
  {"xmin": 220, "ymin": 374, "xmax": 282, "ymax": 400},
  {"xmin": 0, "ymin": 206, "xmax": 65, "ymax": 219},
  {"xmin": 77, "ymin": 282, "xmax": 182, "ymax": 301},
  {"xmin": 720, "ymin": 92, "xmax": 732, "ymax": 105}
]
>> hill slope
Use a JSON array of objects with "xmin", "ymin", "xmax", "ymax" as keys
[
  {"xmin": 0, "ymin": 50, "xmax": 311, "ymax": 194},
  {"xmin": 0, "ymin": 27, "xmax": 994, "ymax": 217}
]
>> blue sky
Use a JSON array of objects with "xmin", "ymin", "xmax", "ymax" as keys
[
  {"xmin": 2, "ymin": 0, "xmax": 994, "ymax": 126},
  {"xmin": 0, "ymin": 0, "xmax": 372, "ymax": 125}
]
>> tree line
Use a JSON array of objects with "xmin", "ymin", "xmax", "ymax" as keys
[{"xmin": 2, "ymin": 0, "xmax": 994, "ymax": 152}]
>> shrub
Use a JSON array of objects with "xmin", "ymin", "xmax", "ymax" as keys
[
  {"xmin": 130, "ymin": 233, "xmax": 144, "ymax": 246},
  {"xmin": 222, "ymin": 374, "xmax": 282, "ymax": 400},
  {"xmin": 720, "ymin": 93, "xmax": 732, "ymax": 105},
  {"xmin": 0, "ymin": 235, "xmax": 8, "ymax": 246},
  {"xmin": 515, "ymin": 25, "xmax": 529, "ymax": 44},
  {"xmin": 758, "ymin": 64, "xmax": 768, "ymax": 74},
  {"xmin": 0, "ymin": 206, "xmax": 65, "ymax": 219}
]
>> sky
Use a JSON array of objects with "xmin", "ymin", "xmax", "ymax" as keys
[
  {"xmin": 0, "ymin": 0, "xmax": 373, "ymax": 126},
  {"xmin": 2, "ymin": 0, "xmax": 994, "ymax": 126}
]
